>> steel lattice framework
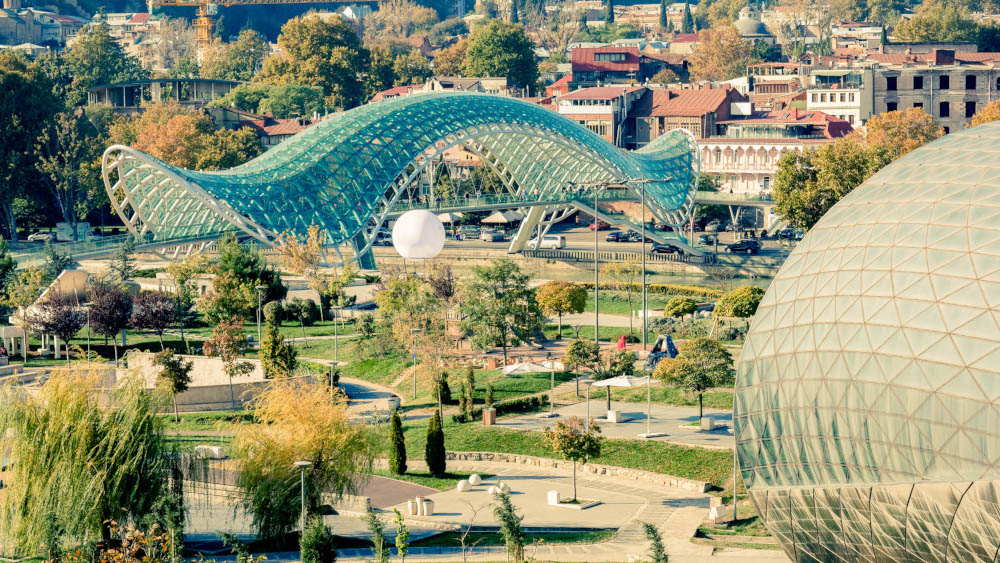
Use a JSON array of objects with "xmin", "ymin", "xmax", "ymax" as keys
[{"xmin": 102, "ymin": 92, "xmax": 698, "ymax": 265}]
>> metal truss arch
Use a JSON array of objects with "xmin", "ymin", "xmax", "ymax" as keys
[{"xmin": 102, "ymin": 93, "xmax": 698, "ymax": 266}]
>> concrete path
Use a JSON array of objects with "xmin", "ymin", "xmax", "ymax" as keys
[
  {"xmin": 559, "ymin": 312, "xmax": 633, "ymax": 329},
  {"xmin": 500, "ymin": 400, "xmax": 734, "ymax": 449}
]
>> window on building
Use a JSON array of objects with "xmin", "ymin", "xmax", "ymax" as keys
[
  {"xmin": 967, "ymin": 101, "xmax": 977, "ymax": 117},
  {"xmin": 840, "ymin": 93, "xmax": 846, "ymax": 102},
  {"xmin": 940, "ymin": 101, "xmax": 950, "ymax": 117},
  {"xmin": 820, "ymin": 93, "xmax": 827, "ymax": 102},
  {"xmin": 886, "ymin": 76, "xmax": 897, "ymax": 90},
  {"xmin": 913, "ymin": 102, "xmax": 923, "ymax": 109},
  {"xmin": 848, "ymin": 115, "xmax": 855, "ymax": 124},
  {"xmin": 714, "ymin": 149, "xmax": 721, "ymax": 164},
  {"xmin": 849, "ymin": 93, "xmax": 855, "ymax": 102},
  {"xmin": 966, "ymin": 74, "xmax": 976, "ymax": 90},
  {"xmin": 944, "ymin": 126, "xmax": 950, "ymax": 134},
  {"xmin": 811, "ymin": 93, "xmax": 817, "ymax": 102},
  {"xmin": 940, "ymin": 75, "xmax": 950, "ymax": 90},
  {"xmin": 887, "ymin": 102, "xmax": 898, "ymax": 112},
  {"xmin": 913, "ymin": 76, "xmax": 923, "ymax": 90},
  {"xmin": 594, "ymin": 53, "xmax": 627, "ymax": 62}
]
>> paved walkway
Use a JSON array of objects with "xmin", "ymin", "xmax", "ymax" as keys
[{"xmin": 500, "ymin": 399, "xmax": 734, "ymax": 449}]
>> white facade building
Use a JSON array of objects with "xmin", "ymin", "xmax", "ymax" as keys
[{"xmin": 805, "ymin": 68, "xmax": 874, "ymax": 125}]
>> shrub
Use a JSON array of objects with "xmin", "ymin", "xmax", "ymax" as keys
[
  {"xmin": 451, "ymin": 394, "xmax": 549, "ymax": 423},
  {"xmin": 622, "ymin": 334, "xmax": 640, "ymax": 344},
  {"xmin": 388, "ymin": 410, "xmax": 406, "ymax": 475},
  {"xmin": 664, "ymin": 297, "xmax": 698, "ymax": 318},
  {"xmin": 300, "ymin": 516, "xmax": 337, "ymax": 563},
  {"xmin": 425, "ymin": 411, "xmax": 446, "ymax": 476},
  {"xmin": 715, "ymin": 285, "xmax": 766, "ymax": 318},
  {"xmin": 578, "ymin": 281, "xmax": 722, "ymax": 299},
  {"xmin": 647, "ymin": 317, "xmax": 708, "ymax": 339},
  {"xmin": 263, "ymin": 300, "xmax": 284, "ymax": 322}
]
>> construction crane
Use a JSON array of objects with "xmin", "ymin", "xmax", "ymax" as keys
[{"xmin": 147, "ymin": 0, "xmax": 380, "ymax": 48}]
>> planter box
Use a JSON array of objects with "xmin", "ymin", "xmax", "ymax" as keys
[{"xmin": 483, "ymin": 408, "xmax": 496, "ymax": 426}]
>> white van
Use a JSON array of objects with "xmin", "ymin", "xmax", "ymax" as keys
[{"xmin": 526, "ymin": 235, "xmax": 566, "ymax": 250}]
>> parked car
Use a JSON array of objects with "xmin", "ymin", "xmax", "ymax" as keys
[
  {"xmin": 705, "ymin": 221, "xmax": 722, "ymax": 233},
  {"xmin": 652, "ymin": 223, "xmax": 672, "ymax": 232},
  {"xmin": 651, "ymin": 243, "xmax": 684, "ymax": 255},
  {"xmin": 372, "ymin": 231, "xmax": 393, "ymax": 246},
  {"xmin": 456, "ymin": 226, "xmax": 481, "ymax": 239},
  {"xmin": 698, "ymin": 234, "xmax": 717, "ymax": 246},
  {"xmin": 27, "ymin": 232, "xmax": 53, "ymax": 242},
  {"xmin": 605, "ymin": 231, "xmax": 624, "ymax": 242},
  {"xmin": 623, "ymin": 229, "xmax": 649, "ymax": 242},
  {"xmin": 589, "ymin": 220, "xmax": 611, "ymax": 231},
  {"xmin": 480, "ymin": 229, "xmax": 506, "ymax": 242},
  {"xmin": 526, "ymin": 234, "xmax": 566, "ymax": 250},
  {"xmin": 779, "ymin": 228, "xmax": 795, "ymax": 239},
  {"xmin": 726, "ymin": 240, "xmax": 761, "ymax": 255}
]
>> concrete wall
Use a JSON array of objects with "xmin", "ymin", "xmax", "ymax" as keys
[{"xmin": 123, "ymin": 353, "xmax": 271, "ymax": 412}]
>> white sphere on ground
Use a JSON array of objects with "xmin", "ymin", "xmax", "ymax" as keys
[
  {"xmin": 488, "ymin": 485, "xmax": 498, "ymax": 494},
  {"xmin": 391, "ymin": 210, "xmax": 445, "ymax": 260},
  {"xmin": 457, "ymin": 479, "xmax": 472, "ymax": 492},
  {"xmin": 496, "ymin": 482, "xmax": 510, "ymax": 494},
  {"xmin": 469, "ymin": 473, "xmax": 482, "ymax": 486}
]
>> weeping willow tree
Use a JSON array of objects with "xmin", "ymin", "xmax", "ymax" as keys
[
  {"xmin": 0, "ymin": 367, "xmax": 170, "ymax": 557},
  {"xmin": 232, "ymin": 379, "xmax": 378, "ymax": 540}
]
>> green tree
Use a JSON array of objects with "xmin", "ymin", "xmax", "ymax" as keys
[
  {"xmin": 35, "ymin": 113, "xmax": 100, "ymax": 238},
  {"xmin": 510, "ymin": 0, "xmax": 519, "ymax": 22},
  {"xmin": 215, "ymin": 232, "xmax": 287, "ymax": 303},
  {"xmin": 605, "ymin": 0, "xmax": 615, "ymax": 24},
  {"xmin": 64, "ymin": 22, "xmax": 149, "ymax": 106},
  {"xmin": 424, "ymin": 410, "xmax": 446, "ymax": 476},
  {"xmin": 201, "ymin": 29, "xmax": 269, "ymax": 81},
  {"xmin": 207, "ymin": 82, "xmax": 273, "ymax": 113},
  {"xmin": 166, "ymin": 254, "xmax": 210, "ymax": 352},
  {"xmin": 543, "ymin": 417, "xmax": 602, "ymax": 501},
  {"xmin": 110, "ymin": 236, "xmax": 137, "ymax": 282},
  {"xmin": 894, "ymin": 0, "xmax": 978, "ymax": 42},
  {"xmin": 428, "ymin": 18, "xmax": 468, "ymax": 43},
  {"xmin": 365, "ymin": 508, "xmax": 389, "ymax": 563},
  {"xmin": 393, "ymin": 508, "xmax": 410, "ymax": 563},
  {"xmin": 642, "ymin": 521, "xmax": 668, "ymax": 563},
  {"xmin": 462, "ymin": 20, "xmax": 539, "ymax": 91},
  {"xmin": 0, "ymin": 240, "xmax": 16, "ymax": 318},
  {"xmin": 563, "ymin": 340, "xmax": 635, "ymax": 410},
  {"xmin": 388, "ymin": 410, "xmax": 407, "ymax": 475},
  {"xmin": 492, "ymin": 492, "xmax": 524, "ymax": 562},
  {"xmin": 257, "ymin": 14, "xmax": 368, "ymax": 109},
  {"xmin": 715, "ymin": 285, "xmax": 765, "ymax": 318},
  {"xmin": 88, "ymin": 280, "xmax": 133, "ymax": 364},
  {"xmin": 0, "ymin": 368, "xmax": 168, "ymax": 553},
  {"xmin": 535, "ymin": 280, "xmax": 587, "ymax": 338},
  {"xmin": 392, "ymin": 49, "xmax": 433, "ymax": 88},
  {"xmin": 459, "ymin": 258, "xmax": 544, "ymax": 365},
  {"xmin": 659, "ymin": 0, "xmax": 668, "ymax": 29},
  {"xmin": 664, "ymin": 297, "xmax": 697, "ymax": 319},
  {"xmin": 259, "ymin": 314, "xmax": 298, "ymax": 378},
  {"xmin": 300, "ymin": 516, "xmax": 337, "ymax": 563},
  {"xmin": 153, "ymin": 349, "xmax": 193, "ymax": 422},
  {"xmin": 256, "ymin": 84, "xmax": 326, "ymax": 118},
  {"xmin": 600, "ymin": 261, "xmax": 641, "ymax": 333},
  {"xmin": 681, "ymin": 1, "xmax": 695, "ymax": 33},
  {"xmin": 0, "ymin": 52, "xmax": 57, "ymax": 240},
  {"xmin": 196, "ymin": 128, "xmax": 264, "ymax": 170},
  {"xmin": 654, "ymin": 337, "xmax": 733, "ymax": 418}
]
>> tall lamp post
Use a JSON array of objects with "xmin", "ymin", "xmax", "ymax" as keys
[
  {"xmin": 332, "ymin": 305, "xmax": 341, "ymax": 365},
  {"xmin": 293, "ymin": 460, "xmax": 312, "ymax": 532},
  {"xmin": 255, "ymin": 284, "xmax": 267, "ymax": 345},
  {"xmin": 641, "ymin": 181, "xmax": 648, "ymax": 351}
]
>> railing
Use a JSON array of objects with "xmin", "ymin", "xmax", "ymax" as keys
[
  {"xmin": 694, "ymin": 191, "xmax": 774, "ymax": 203},
  {"xmin": 523, "ymin": 249, "xmax": 700, "ymax": 264},
  {"xmin": 388, "ymin": 189, "xmax": 641, "ymax": 214}
]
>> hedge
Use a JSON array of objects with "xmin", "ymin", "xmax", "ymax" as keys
[
  {"xmin": 451, "ymin": 395, "xmax": 550, "ymax": 423},
  {"xmin": 579, "ymin": 281, "xmax": 722, "ymax": 299}
]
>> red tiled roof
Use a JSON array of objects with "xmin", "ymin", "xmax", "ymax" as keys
[
  {"xmin": 559, "ymin": 85, "xmax": 644, "ymax": 100},
  {"xmin": 641, "ymin": 52, "xmax": 687, "ymax": 65},
  {"xmin": 632, "ymin": 87, "xmax": 734, "ymax": 118},
  {"xmin": 549, "ymin": 75, "xmax": 571, "ymax": 87},
  {"xmin": 129, "ymin": 13, "xmax": 151, "ymax": 24},
  {"xmin": 239, "ymin": 117, "xmax": 317, "ymax": 137},
  {"xmin": 371, "ymin": 85, "xmax": 419, "ymax": 102},
  {"xmin": 672, "ymin": 33, "xmax": 698, "ymax": 43},
  {"xmin": 571, "ymin": 46, "xmax": 641, "ymax": 72},
  {"xmin": 718, "ymin": 108, "xmax": 853, "ymax": 138}
]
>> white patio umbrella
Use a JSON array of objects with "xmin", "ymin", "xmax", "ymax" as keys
[
  {"xmin": 501, "ymin": 361, "xmax": 550, "ymax": 375},
  {"xmin": 437, "ymin": 212, "xmax": 464, "ymax": 236},
  {"xmin": 481, "ymin": 210, "xmax": 525, "ymax": 224},
  {"xmin": 587, "ymin": 375, "xmax": 660, "ymax": 433}
]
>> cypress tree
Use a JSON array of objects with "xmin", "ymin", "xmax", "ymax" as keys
[
  {"xmin": 458, "ymin": 381, "xmax": 469, "ymax": 415},
  {"xmin": 605, "ymin": 0, "xmax": 615, "ymax": 25},
  {"xmin": 659, "ymin": 0, "xmax": 668, "ymax": 30},
  {"xmin": 465, "ymin": 366, "xmax": 476, "ymax": 406},
  {"xmin": 681, "ymin": 1, "xmax": 694, "ymax": 33},
  {"xmin": 510, "ymin": 0, "xmax": 519, "ymax": 23},
  {"xmin": 485, "ymin": 381, "xmax": 495, "ymax": 408},
  {"xmin": 388, "ymin": 410, "xmax": 407, "ymax": 475},
  {"xmin": 425, "ymin": 411, "xmax": 447, "ymax": 476}
]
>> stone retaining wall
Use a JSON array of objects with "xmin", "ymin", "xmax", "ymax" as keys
[{"xmin": 445, "ymin": 451, "xmax": 712, "ymax": 493}]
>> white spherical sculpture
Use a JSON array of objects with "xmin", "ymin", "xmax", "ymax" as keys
[
  {"xmin": 392, "ymin": 210, "xmax": 445, "ymax": 260},
  {"xmin": 457, "ymin": 479, "xmax": 472, "ymax": 492},
  {"xmin": 468, "ymin": 474, "xmax": 482, "ymax": 486}
]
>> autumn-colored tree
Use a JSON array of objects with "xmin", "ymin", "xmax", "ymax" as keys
[
  {"xmin": 689, "ymin": 26, "xmax": 757, "ymax": 82},
  {"xmin": 35, "ymin": 290, "xmax": 86, "ymax": 363},
  {"xmin": 863, "ymin": 107, "xmax": 943, "ymax": 160},
  {"xmin": 433, "ymin": 39, "xmax": 468, "ymax": 76},
  {"xmin": 364, "ymin": 0, "xmax": 439, "ymax": 41},
  {"xmin": 535, "ymin": 281, "xmax": 587, "ymax": 338},
  {"xmin": 649, "ymin": 68, "xmax": 680, "ymax": 85},
  {"xmin": 893, "ymin": 0, "xmax": 978, "ymax": 43},
  {"xmin": 131, "ymin": 291, "xmax": 176, "ymax": 350},
  {"xmin": 202, "ymin": 315, "xmax": 255, "ymax": 410},
  {"xmin": 544, "ymin": 417, "xmax": 601, "ymax": 501},
  {"xmin": 257, "ymin": 14, "xmax": 367, "ymax": 109},
  {"xmin": 970, "ymin": 99, "xmax": 1000, "ymax": 127}
]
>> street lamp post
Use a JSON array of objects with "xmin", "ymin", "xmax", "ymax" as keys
[
  {"xmin": 410, "ymin": 328, "xmax": 422, "ymax": 399},
  {"xmin": 255, "ymin": 284, "xmax": 267, "ymax": 345},
  {"xmin": 641, "ymin": 179, "xmax": 648, "ymax": 350},
  {"xmin": 293, "ymin": 460, "xmax": 313, "ymax": 532},
  {"xmin": 332, "ymin": 305, "xmax": 341, "ymax": 365},
  {"xmin": 594, "ymin": 185, "xmax": 600, "ymax": 345}
]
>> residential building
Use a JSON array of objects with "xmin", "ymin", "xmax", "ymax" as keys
[
  {"xmin": 0, "ymin": 0, "xmax": 41, "ymax": 46},
  {"xmin": 555, "ymin": 85, "xmax": 645, "ymax": 143},
  {"xmin": 570, "ymin": 45, "xmax": 685, "ymax": 87},
  {"xmin": 87, "ymin": 78, "xmax": 245, "ymax": 115},
  {"xmin": 748, "ymin": 63, "xmax": 805, "ymax": 96},
  {"xmin": 868, "ymin": 49, "xmax": 1000, "ymax": 133},
  {"xmin": 0, "ymin": 41, "xmax": 44, "ymax": 55},
  {"xmin": 368, "ymin": 76, "xmax": 522, "ymax": 102},
  {"xmin": 806, "ymin": 68, "xmax": 874, "ymax": 125},
  {"xmin": 830, "ymin": 20, "xmax": 883, "ymax": 50},
  {"xmin": 626, "ymin": 85, "xmax": 747, "ymax": 148},
  {"xmin": 35, "ymin": 12, "xmax": 87, "ymax": 45},
  {"xmin": 236, "ymin": 115, "xmax": 319, "ymax": 149},
  {"xmin": 702, "ymin": 108, "xmax": 851, "ymax": 194},
  {"xmin": 669, "ymin": 33, "xmax": 698, "ymax": 55}
]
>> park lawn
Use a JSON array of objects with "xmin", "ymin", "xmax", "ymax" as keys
[
  {"xmin": 161, "ymin": 410, "xmax": 254, "ymax": 432},
  {"xmin": 576, "ymin": 385, "xmax": 735, "ymax": 411},
  {"xmin": 542, "ymin": 323, "xmax": 657, "ymax": 344},
  {"xmin": 183, "ymin": 319, "xmax": 358, "ymax": 340},
  {"xmin": 395, "ymin": 367, "xmax": 566, "ymax": 412},
  {"xmin": 400, "ymin": 419, "xmax": 734, "ymax": 493},
  {"xmin": 412, "ymin": 529, "xmax": 617, "ymax": 548},
  {"xmin": 162, "ymin": 433, "xmax": 233, "ymax": 455},
  {"xmin": 582, "ymin": 291, "xmax": 673, "ymax": 315},
  {"xmin": 369, "ymin": 468, "xmax": 495, "ymax": 491}
]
